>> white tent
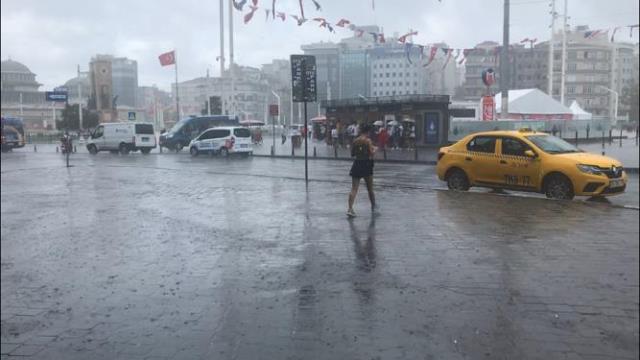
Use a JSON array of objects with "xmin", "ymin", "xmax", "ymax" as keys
[
  {"xmin": 569, "ymin": 100, "xmax": 592, "ymax": 120},
  {"xmin": 494, "ymin": 88, "xmax": 573, "ymax": 119}
]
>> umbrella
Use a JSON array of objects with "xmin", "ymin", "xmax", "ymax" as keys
[
  {"xmin": 402, "ymin": 118, "xmax": 415, "ymax": 123},
  {"xmin": 387, "ymin": 120, "xmax": 399, "ymax": 126},
  {"xmin": 373, "ymin": 120, "xmax": 383, "ymax": 126}
]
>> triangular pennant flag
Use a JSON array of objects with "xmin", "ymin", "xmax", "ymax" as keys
[
  {"xmin": 356, "ymin": 29, "xmax": 364, "ymax": 38},
  {"xmin": 243, "ymin": 6, "xmax": 259, "ymax": 23},
  {"xmin": 265, "ymin": 9, "xmax": 270, "ymax": 20},
  {"xmin": 520, "ymin": 38, "xmax": 530, "ymax": 43},
  {"xmin": 311, "ymin": 0, "xmax": 322, "ymax": 10},
  {"xmin": 442, "ymin": 49, "xmax": 454, "ymax": 69},
  {"xmin": 458, "ymin": 49, "xmax": 471, "ymax": 64},
  {"xmin": 272, "ymin": 0, "xmax": 276, "ymax": 19},
  {"xmin": 404, "ymin": 43, "xmax": 414, "ymax": 64},
  {"xmin": 397, "ymin": 31, "xmax": 418, "ymax": 44},
  {"xmin": 252, "ymin": 0, "xmax": 258, "ymax": 5},
  {"xmin": 233, "ymin": 0, "xmax": 248, "ymax": 11},
  {"xmin": 379, "ymin": 33, "xmax": 385, "ymax": 43},
  {"xmin": 424, "ymin": 46, "xmax": 438, "ymax": 67},
  {"xmin": 610, "ymin": 27, "xmax": 619, "ymax": 42},
  {"xmin": 291, "ymin": 15, "xmax": 307, "ymax": 26},
  {"xmin": 336, "ymin": 19, "xmax": 351, "ymax": 27},
  {"xmin": 276, "ymin": 12, "xmax": 286, "ymax": 21}
]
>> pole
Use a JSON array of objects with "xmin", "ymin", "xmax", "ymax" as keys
[
  {"xmin": 78, "ymin": 80, "xmax": 83, "ymax": 131},
  {"xmin": 548, "ymin": 0, "xmax": 556, "ymax": 96},
  {"xmin": 175, "ymin": 50, "xmax": 180, "ymax": 122},
  {"xmin": 228, "ymin": 0, "xmax": 235, "ymax": 116},
  {"xmin": 560, "ymin": 0, "xmax": 567, "ymax": 105},
  {"xmin": 220, "ymin": 0, "xmax": 226, "ymax": 114},
  {"xmin": 19, "ymin": 93, "xmax": 23, "ymax": 116},
  {"xmin": 271, "ymin": 115, "xmax": 276, "ymax": 156},
  {"xmin": 304, "ymin": 101, "xmax": 308, "ymax": 186},
  {"xmin": 500, "ymin": 0, "xmax": 510, "ymax": 119},
  {"xmin": 610, "ymin": 43, "xmax": 617, "ymax": 125}
]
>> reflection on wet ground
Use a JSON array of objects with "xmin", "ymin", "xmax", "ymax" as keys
[{"xmin": 1, "ymin": 151, "xmax": 638, "ymax": 359}]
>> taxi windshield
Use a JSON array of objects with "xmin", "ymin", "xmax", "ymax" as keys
[{"xmin": 526, "ymin": 134, "xmax": 582, "ymax": 154}]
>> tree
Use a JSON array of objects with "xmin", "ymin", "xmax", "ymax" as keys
[
  {"xmin": 620, "ymin": 81, "xmax": 639, "ymax": 123},
  {"xmin": 56, "ymin": 104, "xmax": 99, "ymax": 131}
]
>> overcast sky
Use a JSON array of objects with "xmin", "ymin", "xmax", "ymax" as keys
[{"xmin": 1, "ymin": 0, "xmax": 638, "ymax": 91}]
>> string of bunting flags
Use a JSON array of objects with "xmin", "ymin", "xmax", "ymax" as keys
[{"xmin": 232, "ymin": 0, "xmax": 639, "ymax": 69}]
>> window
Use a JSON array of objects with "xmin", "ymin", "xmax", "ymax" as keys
[
  {"xmin": 385, "ymin": 64, "xmax": 390, "ymax": 68},
  {"xmin": 210, "ymin": 129, "xmax": 231, "ymax": 139},
  {"xmin": 501, "ymin": 137, "xmax": 530, "ymax": 157},
  {"xmin": 199, "ymin": 130, "xmax": 214, "ymax": 140},
  {"xmin": 234, "ymin": 128, "xmax": 251, "ymax": 138},
  {"xmin": 386, "ymin": 73, "xmax": 390, "ymax": 78},
  {"xmin": 93, "ymin": 126, "xmax": 104, "ymax": 138},
  {"xmin": 135, "ymin": 124, "xmax": 154, "ymax": 134},
  {"xmin": 467, "ymin": 136, "xmax": 496, "ymax": 153}
]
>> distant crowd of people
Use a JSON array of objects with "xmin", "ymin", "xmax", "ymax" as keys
[{"xmin": 323, "ymin": 121, "xmax": 416, "ymax": 150}]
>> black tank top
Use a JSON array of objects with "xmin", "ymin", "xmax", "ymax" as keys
[{"xmin": 352, "ymin": 140, "xmax": 370, "ymax": 160}]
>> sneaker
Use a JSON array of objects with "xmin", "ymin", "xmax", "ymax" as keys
[{"xmin": 347, "ymin": 209, "xmax": 356, "ymax": 218}]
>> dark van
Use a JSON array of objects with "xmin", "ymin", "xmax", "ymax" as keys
[{"xmin": 159, "ymin": 115, "xmax": 239, "ymax": 151}]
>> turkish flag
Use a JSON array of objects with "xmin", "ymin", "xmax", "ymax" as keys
[{"xmin": 158, "ymin": 51, "xmax": 175, "ymax": 66}]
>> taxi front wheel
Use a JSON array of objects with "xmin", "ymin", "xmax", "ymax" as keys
[
  {"xmin": 447, "ymin": 168, "xmax": 470, "ymax": 191},
  {"xmin": 544, "ymin": 174, "xmax": 575, "ymax": 200}
]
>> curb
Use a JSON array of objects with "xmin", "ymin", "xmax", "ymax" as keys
[
  {"xmin": 252, "ymin": 154, "xmax": 437, "ymax": 165},
  {"xmin": 251, "ymin": 154, "xmax": 639, "ymax": 172}
]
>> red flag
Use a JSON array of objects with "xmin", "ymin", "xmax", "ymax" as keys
[
  {"xmin": 244, "ymin": 6, "xmax": 259, "ymax": 24},
  {"xmin": 397, "ymin": 31, "xmax": 418, "ymax": 44},
  {"xmin": 336, "ymin": 18, "xmax": 350, "ymax": 27},
  {"xmin": 379, "ymin": 33, "xmax": 385, "ymax": 43},
  {"xmin": 158, "ymin": 51, "xmax": 175, "ymax": 66},
  {"xmin": 276, "ymin": 12, "xmax": 286, "ymax": 21},
  {"xmin": 423, "ymin": 46, "xmax": 437, "ymax": 67}
]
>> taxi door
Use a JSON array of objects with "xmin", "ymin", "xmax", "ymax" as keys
[
  {"xmin": 464, "ymin": 135, "xmax": 502, "ymax": 185},
  {"xmin": 496, "ymin": 137, "xmax": 541, "ymax": 189}
]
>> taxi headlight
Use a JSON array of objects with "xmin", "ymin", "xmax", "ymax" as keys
[{"xmin": 577, "ymin": 164, "xmax": 602, "ymax": 175}]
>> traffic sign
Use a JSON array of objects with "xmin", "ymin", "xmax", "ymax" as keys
[
  {"xmin": 45, "ymin": 91, "xmax": 68, "ymax": 102},
  {"xmin": 269, "ymin": 104, "xmax": 279, "ymax": 116},
  {"xmin": 128, "ymin": 112, "xmax": 136, "ymax": 121},
  {"xmin": 291, "ymin": 55, "xmax": 317, "ymax": 103}
]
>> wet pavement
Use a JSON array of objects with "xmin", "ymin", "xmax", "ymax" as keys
[{"xmin": 1, "ymin": 150, "xmax": 639, "ymax": 359}]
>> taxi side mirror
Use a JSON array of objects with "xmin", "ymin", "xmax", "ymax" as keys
[{"xmin": 524, "ymin": 150, "xmax": 537, "ymax": 158}]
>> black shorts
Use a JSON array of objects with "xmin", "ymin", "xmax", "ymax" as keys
[{"xmin": 350, "ymin": 160, "xmax": 374, "ymax": 178}]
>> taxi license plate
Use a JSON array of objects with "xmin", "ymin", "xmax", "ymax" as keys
[
  {"xmin": 141, "ymin": 137, "xmax": 149, "ymax": 142},
  {"xmin": 609, "ymin": 179, "xmax": 624, "ymax": 188}
]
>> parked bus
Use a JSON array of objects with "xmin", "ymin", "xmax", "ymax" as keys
[
  {"xmin": 1, "ymin": 117, "xmax": 26, "ymax": 152},
  {"xmin": 159, "ymin": 115, "xmax": 239, "ymax": 151}
]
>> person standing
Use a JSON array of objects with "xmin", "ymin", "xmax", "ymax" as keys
[
  {"xmin": 347, "ymin": 124, "xmax": 378, "ymax": 218},
  {"xmin": 331, "ymin": 126, "xmax": 339, "ymax": 146}
]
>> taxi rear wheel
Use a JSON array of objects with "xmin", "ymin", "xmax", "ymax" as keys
[
  {"xmin": 544, "ymin": 174, "xmax": 575, "ymax": 200},
  {"xmin": 446, "ymin": 168, "xmax": 470, "ymax": 191}
]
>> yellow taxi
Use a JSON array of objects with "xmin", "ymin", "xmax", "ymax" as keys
[{"xmin": 436, "ymin": 129, "xmax": 627, "ymax": 200}]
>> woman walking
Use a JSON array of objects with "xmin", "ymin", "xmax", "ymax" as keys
[{"xmin": 347, "ymin": 124, "xmax": 378, "ymax": 218}]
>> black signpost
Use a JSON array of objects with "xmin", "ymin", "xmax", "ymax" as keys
[{"xmin": 291, "ymin": 55, "xmax": 317, "ymax": 186}]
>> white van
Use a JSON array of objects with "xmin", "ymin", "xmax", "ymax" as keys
[
  {"xmin": 189, "ymin": 126, "xmax": 252, "ymax": 157},
  {"xmin": 87, "ymin": 122, "xmax": 157, "ymax": 155}
]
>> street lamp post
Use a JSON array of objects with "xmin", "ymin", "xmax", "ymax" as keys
[
  {"xmin": 270, "ymin": 90, "xmax": 280, "ymax": 155},
  {"xmin": 598, "ymin": 85, "xmax": 618, "ymax": 125}
]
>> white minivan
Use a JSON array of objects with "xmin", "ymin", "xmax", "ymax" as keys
[
  {"xmin": 189, "ymin": 126, "xmax": 252, "ymax": 157},
  {"xmin": 87, "ymin": 122, "xmax": 157, "ymax": 155}
]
